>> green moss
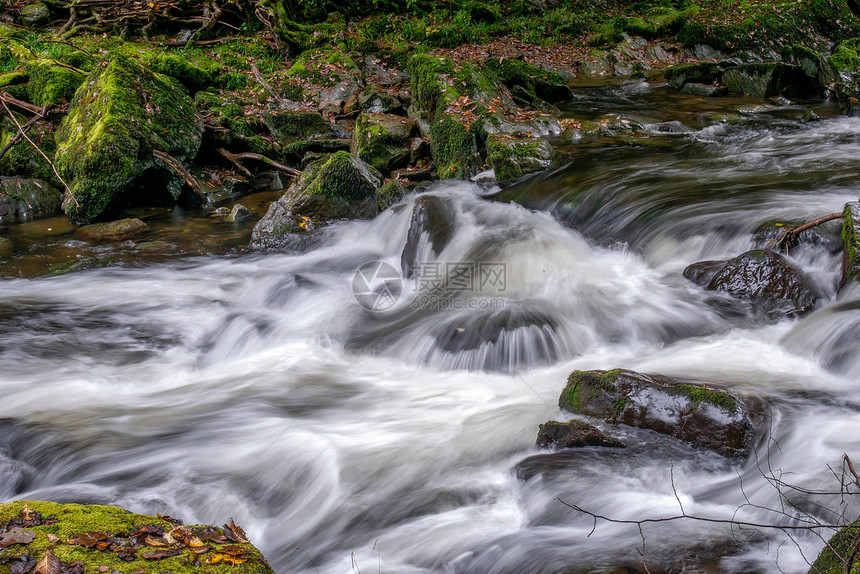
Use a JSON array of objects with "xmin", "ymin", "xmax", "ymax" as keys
[
  {"xmin": 0, "ymin": 71, "xmax": 28, "ymax": 89},
  {"xmin": 484, "ymin": 58, "xmax": 570, "ymax": 107},
  {"xmin": 353, "ymin": 113, "xmax": 414, "ymax": 173},
  {"xmin": 843, "ymin": 202, "xmax": 860, "ymax": 284},
  {"xmin": 486, "ymin": 133, "xmax": 554, "ymax": 187},
  {"xmin": 55, "ymin": 54, "xmax": 202, "ymax": 223},
  {"xmin": 0, "ymin": 500, "xmax": 272, "ymax": 574},
  {"xmin": 429, "ymin": 116, "xmax": 481, "ymax": 179},
  {"xmin": 670, "ymin": 384, "xmax": 738, "ymax": 414},
  {"xmin": 830, "ymin": 44, "xmax": 860, "ymax": 71},
  {"xmin": 375, "ymin": 178, "xmax": 407, "ymax": 211},
  {"xmin": 27, "ymin": 60, "xmax": 85, "ymax": 107},
  {"xmin": 303, "ymin": 150, "xmax": 382, "ymax": 201},
  {"xmin": 148, "ymin": 53, "xmax": 212, "ymax": 93},
  {"xmin": 808, "ymin": 520, "xmax": 860, "ymax": 573},
  {"xmin": 0, "ymin": 115, "xmax": 58, "ymax": 183},
  {"xmin": 407, "ymin": 53, "xmax": 456, "ymax": 119},
  {"xmin": 559, "ymin": 369, "xmax": 625, "ymax": 413}
]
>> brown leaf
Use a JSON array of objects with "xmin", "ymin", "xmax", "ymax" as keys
[
  {"xmin": 34, "ymin": 550, "xmax": 61, "ymax": 574},
  {"xmin": 21, "ymin": 505, "xmax": 35, "ymax": 521},
  {"xmin": 189, "ymin": 545, "xmax": 211, "ymax": 555},
  {"xmin": 67, "ymin": 532, "xmax": 109, "ymax": 549},
  {"xmin": 219, "ymin": 545, "xmax": 248, "ymax": 557},
  {"xmin": 194, "ymin": 528, "xmax": 226, "ymax": 544},
  {"xmin": 224, "ymin": 519, "xmax": 249, "ymax": 544},
  {"xmin": 46, "ymin": 534, "xmax": 60, "ymax": 543},
  {"xmin": 142, "ymin": 535, "xmax": 169, "ymax": 547},
  {"xmin": 112, "ymin": 548, "xmax": 137, "ymax": 562},
  {"xmin": 0, "ymin": 528, "xmax": 37, "ymax": 547},
  {"xmin": 141, "ymin": 548, "xmax": 182, "ymax": 560},
  {"xmin": 10, "ymin": 556, "xmax": 36, "ymax": 574},
  {"xmin": 157, "ymin": 513, "xmax": 183, "ymax": 525}
]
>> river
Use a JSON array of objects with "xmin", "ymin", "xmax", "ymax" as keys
[{"xmin": 1, "ymin": 79, "xmax": 859, "ymax": 573}]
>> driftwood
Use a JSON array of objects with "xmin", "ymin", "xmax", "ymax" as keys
[
  {"xmin": 766, "ymin": 212, "xmax": 843, "ymax": 253},
  {"xmin": 216, "ymin": 148, "xmax": 300, "ymax": 178}
]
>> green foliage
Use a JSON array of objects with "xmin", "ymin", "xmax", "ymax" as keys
[{"xmin": 830, "ymin": 43, "xmax": 860, "ymax": 71}]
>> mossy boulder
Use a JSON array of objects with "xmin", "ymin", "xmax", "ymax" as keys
[
  {"xmin": 783, "ymin": 44, "xmax": 837, "ymax": 92},
  {"xmin": 684, "ymin": 249, "xmax": 818, "ymax": 318},
  {"xmin": 149, "ymin": 53, "xmax": 213, "ymax": 93},
  {"xmin": 375, "ymin": 178, "xmax": 407, "ymax": 211},
  {"xmin": 484, "ymin": 58, "xmax": 571, "ymax": 108},
  {"xmin": 263, "ymin": 110, "xmax": 337, "ymax": 144},
  {"xmin": 842, "ymin": 201, "xmax": 860, "ymax": 287},
  {"xmin": 19, "ymin": 2, "xmax": 51, "ymax": 27},
  {"xmin": 664, "ymin": 62, "xmax": 724, "ymax": 90},
  {"xmin": 486, "ymin": 134, "xmax": 554, "ymax": 187},
  {"xmin": 0, "ymin": 115, "xmax": 58, "ymax": 184},
  {"xmin": 722, "ymin": 62, "xmax": 814, "ymax": 98},
  {"xmin": 0, "ymin": 500, "xmax": 273, "ymax": 574},
  {"xmin": 0, "ymin": 177, "xmax": 62, "ymax": 219},
  {"xmin": 559, "ymin": 369, "xmax": 761, "ymax": 458},
  {"xmin": 75, "ymin": 218, "xmax": 149, "ymax": 241},
  {"xmin": 807, "ymin": 519, "xmax": 860, "ymax": 573},
  {"xmin": 429, "ymin": 116, "xmax": 482, "ymax": 179},
  {"xmin": 55, "ymin": 55, "xmax": 203, "ymax": 224},
  {"xmin": 536, "ymin": 419, "xmax": 625, "ymax": 449},
  {"xmin": 352, "ymin": 113, "xmax": 415, "ymax": 174},
  {"xmin": 27, "ymin": 60, "xmax": 85, "ymax": 107},
  {"xmin": 252, "ymin": 151, "xmax": 382, "ymax": 249}
]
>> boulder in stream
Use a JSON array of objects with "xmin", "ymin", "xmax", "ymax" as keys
[
  {"xmin": 76, "ymin": 218, "xmax": 149, "ymax": 241},
  {"xmin": 0, "ymin": 177, "xmax": 62, "ymax": 220},
  {"xmin": 536, "ymin": 419, "xmax": 625, "ymax": 449},
  {"xmin": 352, "ymin": 112, "xmax": 416, "ymax": 174},
  {"xmin": 684, "ymin": 249, "xmax": 818, "ymax": 318},
  {"xmin": 486, "ymin": 133, "xmax": 555, "ymax": 187},
  {"xmin": 559, "ymin": 369, "xmax": 762, "ymax": 458},
  {"xmin": 0, "ymin": 500, "xmax": 273, "ymax": 574},
  {"xmin": 722, "ymin": 62, "xmax": 814, "ymax": 98},
  {"xmin": 842, "ymin": 201, "xmax": 860, "ymax": 287}
]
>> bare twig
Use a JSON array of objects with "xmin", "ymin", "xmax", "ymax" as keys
[
  {"xmin": 766, "ymin": 212, "xmax": 843, "ymax": 253},
  {"xmin": 250, "ymin": 61, "xmax": 290, "ymax": 107},
  {"xmin": 0, "ymin": 92, "xmax": 46, "ymax": 116},
  {"xmin": 228, "ymin": 151, "xmax": 300, "ymax": 176},
  {"xmin": 0, "ymin": 113, "xmax": 41, "ymax": 161},
  {"xmin": 216, "ymin": 147, "xmax": 254, "ymax": 178},
  {"xmin": 152, "ymin": 149, "xmax": 208, "ymax": 204}
]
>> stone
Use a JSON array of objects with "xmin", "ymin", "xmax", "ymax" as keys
[
  {"xmin": 375, "ymin": 179, "xmax": 408, "ymax": 211},
  {"xmin": 0, "ymin": 116, "xmax": 58, "ymax": 183},
  {"xmin": 842, "ymin": 201, "xmax": 860, "ymax": 286},
  {"xmin": 559, "ymin": 369, "xmax": 763, "ymax": 458},
  {"xmin": 363, "ymin": 55, "xmax": 410, "ymax": 87},
  {"xmin": 358, "ymin": 85, "xmax": 404, "ymax": 115},
  {"xmin": 486, "ymin": 134, "xmax": 555, "ymax": 187},
  {"xmin": 19, "ymin": 2, "xmax": 51, "ymax": 28},
  {"xmin": 352, "ymin": 112, "xmax": 415, "ymax": 174},
  {"xmin": 400, "ymin": 195, "xmax": 456, "ymax": 278},
  {"xmin": 319, "ymin": 79, "xmax": 361, "ymax": 114},
  {"xmin": 76, "ymin": 218, "xmax": 149, "ymax": 241},
  {"xmin": 536, "ymin": 419, "xmax": 625, "ymax": 449},
  {"xmin": 27, "ymin": 60, "xmax": 85, "ymax": 107},
  {"xmin": 665, "ymin": 62, "xmax": 724, "ymax": 90},
  {"xmin": 684, "ymin": 249, "xmax": 818, "ymax": 318},
  {"xmin": 0, "ymin": 236, "xmax": 12, "ymax": 258},
  {"xmin": 408, "ymin": 137, "xmax": 430, "ymax": 164},
  {"xmin": 429, "ymin": 116, "xmax": 482, "ymax": 179},
  {"xmin": 485, "ymin": 58, "xmax": 571, "ymax": 108},
  {"xmin": 149, "ymin": 53, "xmax": 213, "ymax": 93},
  {"xmin": 227, "ymin": 204, "xmax": 252, "ymax": 222},
  {"xmin": 263, "ymin": 110, "xmax": 337, "ymax": 144},
  {"xmin": 680, "ymin": 82, "xmax": 728, "ymax": 97},
  {"xmin": 55, "ymin": 55, "xmax": 203, "ymax": 224},
  {"xmin": 0, "ymin": 178, "xmax": 62, "ymax": 220},
  {"xmin": 722, "ymin": 62, "xmax": 814, "ymax": 98}
]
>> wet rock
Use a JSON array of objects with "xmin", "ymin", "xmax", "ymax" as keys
[
  {"xmin": 665, "ymin": 62, "xmax": 724, "ymax": 90},
  {"xmin": 680, "ymin": 82, "xmax": 728, "ymax": 97},
  {"xmin": 486, "ymin": 134, "xmax": 554, "ymax": 187},
  {"xmin": 200, "ymin": 175, "xmax": 253, "ymax": 205},
  {"xmin": 408, "ymin": 137, "xmax": 430, "ymax": 165},
  {"xmin": 783, "ymin": 44, "xmax": 836, "ymax": 94},
  {"xmin": 0, "ymin": 178, "xmax": 62, "ymax": 220},
  {"xmin": 429, "ymin": 116, "xmax": 482, "ymax": 179},
  {"xmin": 252, "ymin": 152, "xmax": 381, "ymax": 248},
  {"xmin": 358, "ymin": 85, "xmax": 405, "ymax": 115},
  {"xmin": 559, "ymin": 369, "xmax": 761, "ymax": 457},
  {"xmin": 842, "ymin": 201, "xmax": 860, "ymax": 286},
  {"xmin": 55, "ymin": 55, "xmax": 203, "ymax": 224},
  {"xmin": 807, "ymin": 520, "xmax": 860, "ymax": 573},
  {"xmin": 375, "ymin": 179, "xmax": 407, "ymax": 211},
  {"xmin": 0, "ymin": 237, "xmax": 11, "ymax": 258},
  {"xmin": 480, "ymin": 112, "xmax": 562, "ymax": 137},
  {"xmin": 393, "ymin": 166, "xmax": 433, "ymax": 184},
  {"xmin": 282, "ymin": 138, "xmax": 351, "ymax": 159},
  {"xmin": 19, "ymin": 2, "xmax": 51, "ymax": 27},
  {"xmin": 400, "ymin": 195, "xmax": 456, "ymax": 278},
  {"xmin": 227, "ymin": 204, "xmax": 252, "ymax": 222},
  {"xmin": 263, "ymin": 110, "xmax": 337, "ymax": 144},
  {"xmin": 684, "ymin": 249, "xmax": 818, "ymax": 318},
  {"xmin": 363, "ymin": 56, "xmax": 410, "ymax": 87},
  {"xmin": 76, "ymin": 218, "xmax": 149, "ymax": 242},
  {"xmin": 753, "ymin": 219, "xmax": 842, "ymax": 254},
  {"xmin": 485, "ymin": 58, "xmax": 571, "ymax": 108},
  {"xmin": 352, "ymin": 113, "xmax": 415, "ymax": 174},
  {"xmin": 722, "ymin": 62, "xmax": 814, "ymax": 98},
  {"xmin": 536, "ymin": 420, "xmax": 625, "ymax": 449}
]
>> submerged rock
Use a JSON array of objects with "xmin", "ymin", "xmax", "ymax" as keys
[
  {"xmin": 55, "ymin": 55, "xmax": 203, "ymax": 224},
  {"xmin": 684, "ymin": 249, "xmax": 818, "ymax": 318},
  {"xmin": 0, "ymin": 177, "xmax": 62, "ymax": 220},
  {"xmin": 665, "ymin": 62, "xmax": 724, "ymax": 90},
  {"xmin": 680, "ymin": 82, "xmax": 728, "ymax": 97},
  {"xmin": 558, "ymin": 369, "xmax": 762, "ymax": 458},
  {"xmin": 227, "ymin": 204, "xmax": 252, "ymax": 222},
  {"xmin": 0, "ymin": 236, "xmax": 11, "ymax": 258},
  {"xmin": 536, "ymin": 419, "xmax": 625, "ymax": 449},
  {"xmin": 0, "ymin": 500, "xmax": 273, "ymax": 574},
  {"xmin": 843, "ymin": 201, "xmax": 860, "ymax": 286},
  {"xmin": 76, "ymin": 218, "xmax": 149, "ymax": 241}
]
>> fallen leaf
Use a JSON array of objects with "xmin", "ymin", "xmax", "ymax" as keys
[
  {"xmin": 142, "ymin": 535, "xmax": 169, "ymax": 547},
  {"xmin": 46, "ymin": 534, "xmax": 60, "ymax": 543},
  {"xmin": 112, "ymin": 548, "xmax": 137, "ymax": 562},
  {"xmin": 141, "ymin": 549, "xmax": 182, "ymax": 560},
  {"xmin": 11, "ymin": 556, "xmax": 36, "ymax": 574},
  {"xmin": 34, "ymin": 550, "xmax": 61, "ymax": 574},
  {"xmin": 0, "ymin": 528, "xmax": 37, "ymax": 547},
  {"xmin": 157, "ymin": 513, "xmax": 183, "ymax": 525},
  {"xmin": 189, "ymin": 545, "xmax": 211, "ymax": 555},
  {"xmin": 67, "ymin": 532, "xmax": 109, "ymax": 549}
]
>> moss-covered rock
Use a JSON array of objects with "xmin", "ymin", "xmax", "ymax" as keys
[
  {"xmin": 0, "ymin": 500, "xmax": 273, "ymax": 574},
  {"xmin": 149, "ymin": 53, "xmax": 213, "ymax": 93},
  {"xmin": 783, "ymin": 44, "xmax": 837, "ymax": 92},
  {"xmin": 19, "ymin": 2, "xmax": 51, "ymax": 28},
  {"xmin": 27, "ymin": 60, "xmax": 85, "ymax": 107},
  {"xmin": 375, "ymin": 178, "xmax": 407, "ymax": 211},
  {"xmin": 536, "ymin": 419, "xmax": 625, "ymax": 449},
  {"xmin": 352, "ymin": 112, "xmax": 415, "ymax": 174},
  {"xmin": 486, "ymin": 133, "xmax": 554, "ymax": 187},
  {"xmin": 429, "ymin": 116, "xmax": 482, "ymax": 179},
  {"xmin": 664, "ymin": 62, "xmax": 724, "ymax": 90},
  {"xmin": 0, "ymin": 115, "xmax": 58, "ymax": 184},
  {"xmin": 76, "ymin": 218, "xmax": 149, "ymax": 241},
  {"xmin": 842, "ymin": 201, "xmax": 860, "ymax": 286},
  {"xmin": 807, "ymin": 519, "xmax": 860, "ymax": 573},
  {"xmin": 559, "ymin": 369, "xmax": 761, "ymax": 458},
  {"xmin": 722, "ymin": 62, "xmax": 815, "ymax": 98},
  {"xmin": 263, "ymin": 110, "xmax": 337, "ymax": 144},
  {"xmin": 484, "ymin": 58, "xmax": 571, "ymax": 108},
  {"xmin": 0, "ymin": 177, "xmax": 62, "ymax": 219},
  {"xmin": 252, "ymin": 151, "xmax": 381, "ymax": 249},
  {"xmin": 55, "ymin": 55, "xmax": 203, "ymax": 224}
]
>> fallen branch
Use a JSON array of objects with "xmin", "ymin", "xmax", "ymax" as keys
[
  {"xmin": 0, "ymin": 92, "xmax": 46, "ymax": 116},
  {"xmin": 216, "ymin": 147, "xmax": 254, "ymax": 178},
  {"xmin": 250, "ymin": 61, "xmax": 290, "ymax": 107},
  {"xmin": 152, "ymin": 149, "xmax": 208, "ymax": 205},
  {"xmin": 766, "ymin": 212, "xmax": 843, "ymax": 253},
  {"xmin": 224, "ymin": 150, "xmax": 300, "ymax": 177},
  {"xmin": 1, "ymin": 99, "xmax": 77, "ymax": 210},
  {"xmin": 0, "ymin": 113, "xmax": 42, "ymax": 162}
]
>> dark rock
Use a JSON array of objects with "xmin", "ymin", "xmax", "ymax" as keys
[
  {"xmin": 283, "ymin": 138, "xmax": 351, "ymax": 158},
  {"xmin": 0, "ymin": 178, "xmax": 62, "ymax": 220},
  {"xmin": 55, "ymin": 55, "xmax": 203, "ymax": 224},
  {"xmin": 263, "ymin": 110, "xmax": 337, "ymax": 143},
  {"xmin": 358, "ymin": 85, "xmax": 405, "ymax": 115},
  {"xmin": 753, "ymin": 219, "xmax": 842, "ymax": 254},
  {"xmin": 408, "ymin": 137, "xmax": 430, "ymax": 164},
  {"xmin": 363, "ymin": 55, "xmax": 410, "ymax": 87},
  {"xmin": 485, "ymin": 58, "xmax": 571, "ymax": 107},
  {"xmin": 375, "ymin": 179, "xmax": 407, "ymax": 211},
  {"xmin": 400, "ymin": 195, "xmax": 456, "ymax": 278},
  {"xmin": 722, "ymin": 62, "xmax": 814, "ymax": 98},
  {"xmin": 352, "ymin": 113, "xmax": 415, "ymax": 174},
  {"xmin": 200, "ymin": 175, "xmax": 252, "ymax": 204},
  {"xmin": 226, "ymin": 204, "xmax": 252, "ymax": 222},
  {"xmin": 76, "ymin": 218, "xmax": 149, "ymax": 242},
  {"xmin": 486, "ymin": 134, "xmax": 554, "ymax": 187},
  {"xmin": 685, "ymin": 249, "xmax": 818, "ymax": 318},
  {"xmin": 665, "ymin": 62, "xmax": 724, "ymax": 90},
  {"xmin": 842, "ymin": 201, "xmax": 860, "ymax": 287},
  {"xmin": 19, "ymin": 2, "xmax": 51, "ymax": 27},
  {"xmin": 559, "ymin": 369, "xmax": 762, "ymax": 458},
  {"xmin": 319, "ymin": 79, "xmax": 361, "ymax": 114},
  {"xmin": 682, "ymin": 259, "xmax": 726, "ymax": 287},
  {"xmin": 680, "ymin": 82, "xmax": 728, "ymax": 97},
  {"xmin": 783, "ymin": 44, "xmax": 837, "ymax": 94},
  {"xmin": 536, "ymin": 419, "xmax": 625, "ymax": 449},
  {"xmin": 393, "ymin": 166, "xmax": 434, "ymax": 184}
]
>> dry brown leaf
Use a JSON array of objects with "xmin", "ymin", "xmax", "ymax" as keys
[
  {"xmin": 67, "ymin": 532, "xmax": 108, "ymax": 548},
  {"xmin": 0, "ymin": 528, "xmax": 36, "ymax": 547},
  {"xmin": 143, "ymin": 535, "xmax": 169, "ymax": 547},
  {"xmin": 223, "ymin": 519, "xmax": 249, "ymax": 544},
  {"xmin": 33, "ymin": 550, "xmax": 61, "ymax": 574},
  {"xmin": 46, "ymin": 534, "xmax": 60, "ymax": 543},
  {"xmin": 141, "ymin": 548, "xmax": 182, "ymax": 560}
]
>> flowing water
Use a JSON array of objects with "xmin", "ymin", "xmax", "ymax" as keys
[{"xmin": 2, "ymin": 80, "xmax": 860, "ymax": 573}]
